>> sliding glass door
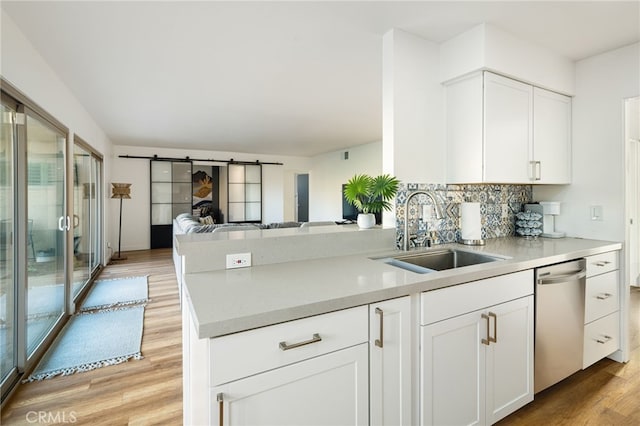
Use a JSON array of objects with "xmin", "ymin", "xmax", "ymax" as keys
[
  {"xmin": 0, "ymin": 81, "xmax": 104, "ymax": 401},
  {"xmin": 72, "ymin": 139, "xmax": 102, "ymax": 299},
  {"xmin": 0, "ymin": 95, "xmax": 66, "ymax": 394},
  {"xmin": 0, "ymin": 101, "xmax": 17, "ymax": 389},
  {"xmin": 25, "ymin": 110, "xmax": 67, "ymax": 357}
]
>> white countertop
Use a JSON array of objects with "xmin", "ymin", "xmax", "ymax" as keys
[{"xmin": 183, "ymin": 236, "xmax": 621, "ymax": 339}]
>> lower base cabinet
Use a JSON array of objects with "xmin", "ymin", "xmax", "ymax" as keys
[
  {"xmin": 420, "ymin": 271, "xmax": 534, "ymax": 426},
  {"xmin": 212, "ymin": 344, "xmax": 369, "ymax": 426},
  {"xmin": 370, "ymin": 296, "xmax": 413, "ymax": 426},
  {"xmin": 184, "ymin": 304, "xmax": 370, "ymax": 426}
]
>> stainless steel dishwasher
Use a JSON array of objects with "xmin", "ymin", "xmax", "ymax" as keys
[{"xmin": 534, "ymin": 259, "xmax": 587, "ymax": 393}]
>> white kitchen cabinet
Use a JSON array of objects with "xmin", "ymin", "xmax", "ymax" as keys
[
  {"xmin": 420, "ymin": 271, "xmax": 534, "ymax": 426},
  {"xmin": 484, "ymin": 72, "xmax": 533, "ymax": 183},
  {"xmin": 212, "ymin": 344, "xmax": 369, "ymax": 426},
  {"xmin": 446, "ymin": 71, "xmax": 571, "ymax": 184},
  {"xmin": 533, "ymin": 87, "xmax": 572, "ymax": 183},
  {"xmin": 184, "ymin": 305, "xmax": 370, "ymax": 426},
  {"xmin": 369, "ymin": 296, "xmax": 413, "ymax": 426},
  {"xmin": 583, "ymin": 251, "xmax": 621, "ymax": 368}
]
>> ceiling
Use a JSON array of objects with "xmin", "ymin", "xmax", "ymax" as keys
[{"xmin": 2, "ymin": 1, "xmax": 639, "ymax": 157}]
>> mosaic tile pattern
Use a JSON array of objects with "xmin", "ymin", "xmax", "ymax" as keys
[{"xmin": 395, "ymin": 183, "xmax": 533, "ymax": 249}]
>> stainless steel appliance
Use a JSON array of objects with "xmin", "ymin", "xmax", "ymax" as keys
[{"xmin": 534, "ymin": 259, "xmax": 587, "ymax": 393}]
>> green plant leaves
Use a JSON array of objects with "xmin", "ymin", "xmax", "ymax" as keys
[{"xmin": 343, "ymin": 173, "xmax": 399, "ymax": 214}]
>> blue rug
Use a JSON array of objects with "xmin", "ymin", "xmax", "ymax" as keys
[
  {"xmin": 25, "ymin": 306, "xmax": 145, "ymax": 381},
  {"xmin": 80, "ymin": 276, "xmax": 148, "ymax": 312}
]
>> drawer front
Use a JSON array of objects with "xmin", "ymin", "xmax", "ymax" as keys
[
  {"xmin": 210, "ymin": 305, "xmax": 368, "ymax": 385},
  {"xmin": 421, "ymin": 270, "xmax": 533, "ymax": 325},
  {"xmin": 583, "ymin": 311, "xmax": 620, "ymax": 369},
  {"xmin": 585, "ymin": 271, "xmax": 619, "ymax": 323},
  {"xmin": 586, "ymin": 251, "xmax": 618, "ymax": 277}
]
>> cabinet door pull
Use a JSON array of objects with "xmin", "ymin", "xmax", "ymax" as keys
[
  {"xmin": 529, "ymin": 161, "xmax": 536, "ymax": 181},
  {"xmin": 375, "ymin": 307, "xmax": 384, "ymax": 348},
  {"xmin": 279, "ymin": 333, "xmax": 322, "ymax": 351},
  {"xmin": 481, "ymin": 314, "xmax": 491, "ymax": 345},
  {"xmin": 535, "ymin": 161, "xmax": 542, "ymax": 181},
  {"xmin": 217, "ymin": 392, "xmax": 224, "ymax": 426},
  {"xmin": 596, "ymin": 293, "xmax": 613, "ymax": 300},
  {"xmin": 594, "ymin": 261, "xmax": 611, "ymax": 267},
  {"xmin": 596, "ymin": 335, "xmax": 613, "ymax": 344},
  {"xmin": 488, "ymin": 312, "xmax": 497, "ymax": 343}
]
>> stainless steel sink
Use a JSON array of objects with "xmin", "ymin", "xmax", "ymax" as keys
[{"xmin": 376, "ymin": 248, "xmax": 505, "ymax": 274}]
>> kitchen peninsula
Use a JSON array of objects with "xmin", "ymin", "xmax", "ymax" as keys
[{"xmin": 178, "ymin": 226, "xmax": 623, "ymax": 425}]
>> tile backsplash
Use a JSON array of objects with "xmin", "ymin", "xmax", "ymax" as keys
[{"xmin": 395, "ymin": 183, "xmax": 533, "ymax": 248}]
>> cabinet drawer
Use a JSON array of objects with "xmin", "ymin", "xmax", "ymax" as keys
[
  {"xmin": 421, "ymin": 270, "xmax": 533, "ymax": 325},
  {"xmin": 210, "ymin": 306, "xmax": 368, "ymax": 386},
  {"xmin": 583, "ymin": 311, "xmax": 620, "ymax": 369},
  {"xmin": 585, "ymin": 271, "xmax": 619, "ymax": 323},
  {"xmin": 586, "ymin": 251, "xmax": 618, "ymax": 277}
]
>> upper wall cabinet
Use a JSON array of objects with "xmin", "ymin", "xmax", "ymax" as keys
[{"xmin": 446, "ymin": 71, "xmax": 571, "ymax": 184}]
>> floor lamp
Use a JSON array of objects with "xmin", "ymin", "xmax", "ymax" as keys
[{"xmin": 111, "ymin": 183, "xmax": 131, "ymax": 261}]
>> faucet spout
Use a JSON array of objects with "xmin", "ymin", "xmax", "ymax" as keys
[{"xmin": 402, "ymin": 190, "xmax": 442, "ymax": 251}]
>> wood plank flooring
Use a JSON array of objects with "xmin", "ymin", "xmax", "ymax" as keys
[
  {"xmin": 1, "ymin": 250, "xmax": 639, "ymax": 425},
  {"xmin": 1, "ymin": 249, "xmax": 182, "ymax": 425}
]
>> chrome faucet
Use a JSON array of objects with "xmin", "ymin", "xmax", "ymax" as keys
[{"xmin": 402, "ymin": 190, "xmax": 444, "ymax": 251}]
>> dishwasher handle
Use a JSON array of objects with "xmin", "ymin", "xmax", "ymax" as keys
[{"xmin": 537, "ymin": 270, "xmax": 586, "ymax": 285}]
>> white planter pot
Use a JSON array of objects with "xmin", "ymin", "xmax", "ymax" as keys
[{"xmin": 357, "ymin": 213, "xmax": 376, "ymax": 229}]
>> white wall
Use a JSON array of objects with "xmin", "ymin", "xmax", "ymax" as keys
[
  {"xmin": 308, "ymin": 141, "xmax": 382, "ymax": 221},
  {"xmin": 534, "ymin": 42, "xmax": 640, "ymax": 242},
  {"xmin": 382, "ymin": 29, "xmax": 446, "ymax": 186},
  {"xmin": 1, "ymin": 10, "xmax": 114, "ymax": 262}
]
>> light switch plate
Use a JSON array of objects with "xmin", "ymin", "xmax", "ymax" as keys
[
  {"xmin": 226, "ymin": 252, "xmax": 252, "ymax": 269},
  {"xmin": 590, "ymin": 205, "xmax": 603, "ymax": 221}
]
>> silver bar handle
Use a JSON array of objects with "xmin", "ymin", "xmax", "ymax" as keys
[
  {"xmin": 535, "ymin": 161, "xmax": 542, "ymax": 181},
  {"xmin": 488, "ymin": 312, "xmax": 497, "ymax": 343},
  {"xmin": 217, "ymin": 392, "xmax": 224, "ymax": 426},
  {"xmin": 594, "ymin": 261, "xmax": 612, "ymax": 267},
  {"xmin": 596, "ymin": 335, "xmax": 613, "ymax": 344},
  {"xmin": 596, "ymin": 293, "xmax": 613, "ymax": 300},
  {"xmin": 481, "ymin": 313, "xmax": 491, "ymax": 345},
  {"xmin": 375, "ymin": 307, "xmax": 384, "ymax": 348},
  {"xmin": 58, "ymin": 216, "xmax": 65, "ymax": 231},
  {"xmin": 538, "ymin": 270, "xmax": 586, "ymax": 285},
  {"xmin": 279, "ymin": 333, "xmax": 322, "ymax": 351},
  {"xmin": 529, "ymin": 161, "xmax": 536, "ymax": 181}
]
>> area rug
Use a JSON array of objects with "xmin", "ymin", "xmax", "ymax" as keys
[
  {"xmin": 25, "ymin": 306, "xmax": 144, "ymax": 381},
  {"xmin": 79, "ymin": 275, "xmax": 148, "ymax": 311}
]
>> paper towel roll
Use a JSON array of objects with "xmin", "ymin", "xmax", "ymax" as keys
[{"xmin": 460, "ymin": 202, "xmax": 482, "ymax": 241}]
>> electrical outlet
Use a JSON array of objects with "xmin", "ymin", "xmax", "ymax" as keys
[
  {"xmin": 107, "ymin": 242, "xmax": 112, "ymax": 249},
  {"xmin": 226, "ymin": 252, "xmax": 252, "ymax": 269}
]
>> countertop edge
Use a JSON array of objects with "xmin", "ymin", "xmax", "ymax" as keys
[{"xmin": 185, "ymin": 238, "xmax": 622, "ymax": 339}]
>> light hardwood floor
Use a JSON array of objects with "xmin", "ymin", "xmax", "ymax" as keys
[
  {"xmin": 2, "ymin": 250, "xmax": 639, "ymax": 425},
  {"xmin": 1, "ymin": 249, "xmax": 182, "ymax": 425}
]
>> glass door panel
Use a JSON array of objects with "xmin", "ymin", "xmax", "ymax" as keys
[
  {"xmin": 227, "ymin": 164, "xmax": 262, "ymax": 223},
  {"xmin": 72, "ymin": 140, "xmax": 102, "ymax": 300},
  {"xmin": 89, "ymin": 157, "xmax": 101, "ymax": 274},
  {"xmin": 26, "ymin": 112, "xmax": 66, "ymax": 357},
  {"xmin": 0, "ymin": 103, "xmax": 16, "ymax": 385},
  {"xmin": 72, "ymin": 143, "xmax": 90, "ymax": 298}
]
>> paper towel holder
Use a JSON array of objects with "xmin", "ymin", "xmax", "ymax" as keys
[
  {"xmin": 459, "ymin": 201, "xmax": 485, "ymax": 245},
  {"xmin": 459, "ymin": 238, "xmax": 486, "ymax": 246}
]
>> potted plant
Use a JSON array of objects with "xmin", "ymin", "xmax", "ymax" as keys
[{"xmin": 343, "ymin": 174, "xmax": 400, "ymax": 229}]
